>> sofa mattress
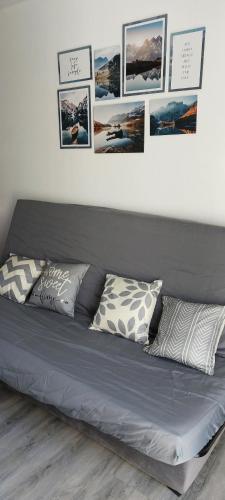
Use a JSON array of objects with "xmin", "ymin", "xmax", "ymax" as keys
[{"xmin": 1, "ymin": 296, "xmax": 225, "ymax": 466}]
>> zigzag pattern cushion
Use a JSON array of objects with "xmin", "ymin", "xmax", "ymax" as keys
[
  {"xmin": 144, "ymin": 296, "xmax": 225, "ymax": 375},
  {"xmin": 0, "ymin": 255, "xmax": 46, "ymax": 304}
]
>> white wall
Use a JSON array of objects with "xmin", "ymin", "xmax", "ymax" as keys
[{"xmin": 0, "ymin": 0, "xmax": 225, "ymax": 254}]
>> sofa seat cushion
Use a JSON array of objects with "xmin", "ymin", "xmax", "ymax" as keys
[{"xmin": 1, "ymin": 296, "xmax": 225, "ymax": 466}]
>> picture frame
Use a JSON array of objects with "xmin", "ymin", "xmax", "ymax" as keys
[
  {"xmin": 57, "ymin": 86, "xmax": 92, "ymax": 149},
  {"xmin": 122, "ymin": 14, "xmax": 167, "ymax": 97},
  {"xmin": 169, "ymin": 27, "xmax": 206, "ymax": 92},
  {"xmin": 58, "ymin": 45, "xmax": 92, "ymax": 84}
]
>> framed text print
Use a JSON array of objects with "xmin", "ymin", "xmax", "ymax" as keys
[
  {"xmin": 169, "ymin": 27, "xmax": 206, "ymax": 92},
  {"xmin": 58, "ymin": 45, "xmax": 92, "ymax": 84},
  {"xmin": 57, "ymin": 86, "xmax": 92, "ymax": 149},
  {"xmin": 122, "ymin": 14, "xmax": 167, "ymax": 96}
]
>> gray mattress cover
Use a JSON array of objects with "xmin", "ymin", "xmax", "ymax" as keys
[
  {"xmin": 3, "ymin": 200, "xmax": 225, "ymax": 335},
  {"xmin": 1, "ymin": 296, "xmax": 225, "ymax": 466}
]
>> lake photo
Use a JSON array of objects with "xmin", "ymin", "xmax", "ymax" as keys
[
  {"xmin": 58, "ymin": 86, "xmax": 91, "ymax": 148},
  {"xmin": 95, "ymin": 46, "xmax": 120, "ymax": 101},
  {"xmin": 94, "ymin": 101, "xmax": 145, "ymax": 153},
  {"xmin": 123, "ymin": 15, "xmax": 167, "ymax": 95},
  {"xmin": 150, "ymin": 95, "xmax": 198, "ymax": 136}
]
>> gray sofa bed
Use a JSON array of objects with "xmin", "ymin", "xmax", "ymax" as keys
[{"xmin": 1, "ymin": 199, "xmax": 225, "ymax": 495}]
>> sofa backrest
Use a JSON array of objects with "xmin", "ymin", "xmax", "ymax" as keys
[{"xmin": 3, "ymin": 199, "xmax": 225, "ymax": 332}]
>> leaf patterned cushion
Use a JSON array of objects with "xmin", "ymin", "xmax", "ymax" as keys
[
  {"xmin": 144, "ymin": 296, "xmax": 225, "ymax": 376},
  {"xmin": 90, "ymin": 274, "xmax": 162, "ymax": 344}
]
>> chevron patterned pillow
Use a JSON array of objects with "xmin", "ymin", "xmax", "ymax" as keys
[
  {"xmin": 0, "ymin": 255, "xmax": 46, "ymax": 304},
  {"xmin": 144, "ymin": 296, "xmax": 225, "ymax": 376}
]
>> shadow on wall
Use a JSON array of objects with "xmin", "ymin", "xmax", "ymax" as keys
[{"xmin": 0, "ymin": 200, "xmax": 16, "ymax": 258}]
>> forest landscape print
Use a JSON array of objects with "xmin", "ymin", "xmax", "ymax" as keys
[
  {"xmin": 95, "ymin": 46, "xmax": 120, "ymax": 100},
  {"xmin": 150, "ymin": 95, "xmax": 198, "ymax": 136},
  {"xmin": 58, "ymin": 86, "xmax": 91, "ymax": 148},
  {"xmin": 94, "ymin": 101, "xmax": 145, "ymax": 153},
  {"xmin": 123, "ymin": 15, "xmax": 167, "ymax": 95}
]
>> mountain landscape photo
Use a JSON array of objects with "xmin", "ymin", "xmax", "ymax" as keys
[
  {"xmin": 95, "ymin": 46, "xmax": 120, "ymax": 100},
  {"xmin": 125, "ymin": 18, "xmax": 165, "ymax": 93},
  {"xmin": 150, "ymin": 96, "xmax": 198, "ymax": 136},
  {"xmin": 59, "ymin": 89, "xmax": 90, "ymax": 146},
  {"xmin": 94, "ymin": 102, "xmax": 145, "ymax": 153}
]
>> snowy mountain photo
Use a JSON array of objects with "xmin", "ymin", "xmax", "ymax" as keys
[
  {"xmin": 94, "ymin": 101, "xmax": 145, "ymax": 153},
  {"xmin": 150, "ymin": 96, "xmax": 198, "ymax": 135},
  {"xmin": 123, "ymin": 15, "xmax": 167, "ymax": 95}
]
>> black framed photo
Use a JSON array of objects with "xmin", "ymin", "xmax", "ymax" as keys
[
  {"xmin": 58, "ymin": 45, "xmax": 92, "ymax": 84},
  {"xmin": 122, "ymin": 14, "xmax": 167, "ymax": 96},
  {"xmin": 169, "ymin": 27, "xmax": 206, "ymax": 92},
  {"xmin": 57, "ymin": 86, "xmax": 92, "ymax": 149}
]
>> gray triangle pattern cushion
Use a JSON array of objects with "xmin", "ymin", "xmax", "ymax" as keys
[
  {"xmin": 90, "ymin": 274, "xmax": 162, "ymax": 344},
  {"xmin": 0, "ymin": 255, "xmax": 46, "ymax": 304},
  {"xmin": 144, "ymin": 296, "xmax": 225, "ymax": 375}
]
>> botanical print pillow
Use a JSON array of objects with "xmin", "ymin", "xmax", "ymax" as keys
[
  {"xmin": 0, "ymin": 255, "xmax": 46, "ymax": 304},
  {"xmin": 144, "ymin": 296, "xmax": 225, "ymax": 375},
  {"xmin": 30, "ymin": 262, "xmax": 89, "ymax": 317},
  {"xmin": 90, "ymin": 274, "xmax": 162, "ymax": 344}
]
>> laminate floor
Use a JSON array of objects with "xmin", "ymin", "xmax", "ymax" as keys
[{"xmin": 0, "ymin": 382, "xmax": 225, "ymax": 500}]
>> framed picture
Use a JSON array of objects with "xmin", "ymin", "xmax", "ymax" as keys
[
  {"xmin": 150, "ymin": 95, "xmax": 198, "ymax": 136},
  {"xmin": 57, "ymin": 86, "xmax": 92, "ymax": 149},
  {"xmin": 94, "ymin": 101, "xmax": 145, "ymax": 153},
  {"xmin": 122, "ymin": 14, "xmax": 167, "ymax": 96},
  {"xmin": 169, "ymin": 27, "xmax": 206, "ymax": 92},
  {"xmin": 58, "ymin": 45, "xmax": 92, "ymax": 84},
  {"xmin": 94, "ymin": 45, "xmax": 121, "ymax": 100}
]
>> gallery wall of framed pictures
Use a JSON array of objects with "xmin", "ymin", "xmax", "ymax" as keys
[{"xmin": 57, "ymin": 14, "xmax": 206, "ymax": 151}]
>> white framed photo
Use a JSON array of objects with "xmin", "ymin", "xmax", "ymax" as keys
[
  {"xmin": 94, "ymin": 45, "xmax": 121, "ymax": 100},
  {"xmin": 58, "ymin": 45, "xmax": 92, "ymax": 84},
  {"xmin": 169, "ymin": 27, "xmax": 206, "ymax": 92}
]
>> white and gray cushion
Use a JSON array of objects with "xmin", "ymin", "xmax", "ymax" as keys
[
  {"xmin": 29, "ymin": 261, "xmax": 89, "ymax": 317},
  {"xmin": 144, "ymin": 296, "xmax": 225, "ymax": 375},
  {"xmin": 90, "ymin": 274, "xmax": 162, "ymax": 344},
  {"xmin": 0, "ymin": 255, "xmax": 46, "ymax": 304}
]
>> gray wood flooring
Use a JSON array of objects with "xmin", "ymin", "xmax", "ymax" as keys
[{"xmin": 0, "ymin": 382, "xmax": 225, "ymax": 500}]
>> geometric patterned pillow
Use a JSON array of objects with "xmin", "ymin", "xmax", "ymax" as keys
[
  {"xmin": 0, "ymin": 255, "xmax": 46, "ymax": 304},
  {"xmin": 90, "ymin": 274, "xmax": 162, "ymax": 344},
  {"xmin": 144, "ymin": 296, "xmax": 225, "ymax": 375}
]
